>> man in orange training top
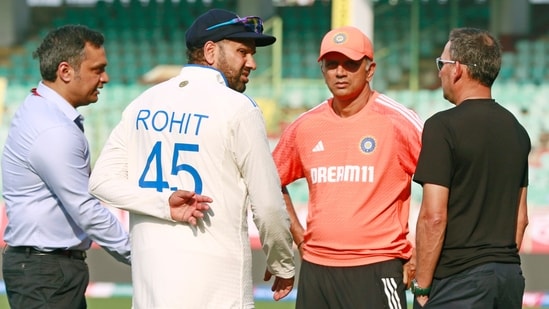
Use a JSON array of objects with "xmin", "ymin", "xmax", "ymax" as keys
[{"xmin": 272, "ymin": 26, "xmax": 423, "ymax": 309}]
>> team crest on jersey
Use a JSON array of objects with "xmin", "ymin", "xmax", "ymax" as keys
[{"xmin": 359, "ymin": 136, "xmax": 376, "ymax": 154}]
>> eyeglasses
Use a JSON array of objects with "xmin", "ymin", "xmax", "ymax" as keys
[
  {"xmin": 206, "ymin": 16, "xmax": 264, "ymax": 34},
  {"xmin": 436, "ymin": 57, "xmax": 477, "ymax": 71}
]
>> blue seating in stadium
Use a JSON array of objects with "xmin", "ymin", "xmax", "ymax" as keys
[{"xmin": 3, "ymin": 0, "xmax": 549, "ymax": 107}]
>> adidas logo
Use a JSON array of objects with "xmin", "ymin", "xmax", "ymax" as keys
[{"xmin": 312, "ymin": 141, "xmax": 324, "ymax": 152}]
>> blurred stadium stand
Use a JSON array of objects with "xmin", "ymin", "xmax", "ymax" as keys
[
  {"xmin": 0, "ymin": 0, "xmax": 547, "ymax": 216},
  {"xmin": 0, "ymin": 0, "xmax": 549, "ymax": 301}
]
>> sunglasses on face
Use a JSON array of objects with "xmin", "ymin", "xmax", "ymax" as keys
[
  {"xmin": 435, "ymin": 57, "xmax": 478, "ymax": 71},
  {"xmin": 436, "ymin": 57, "xmax": 456, "ymax": 71},
  {"xmin": 206, "ymin": 16, "xmax": 264, "ymax": 34}
]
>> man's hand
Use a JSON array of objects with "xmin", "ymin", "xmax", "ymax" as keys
[
  {"xmin": 296, "ymin": 240, "xmax": 305, "ymax": 257},
  {"xmin": 403, "ymin": 249, "xmax": 416, "ymax": 289},
  {"xmin": 169, "ymin": 190, "xmax": 212, "ymax": 225},
  {"xmin": 416, "ymin": 295, "xmax": 429, "ymax": 307},
  {"xmin": 263, "ymin": 269, "xmax": 295, "ymax": 301}
]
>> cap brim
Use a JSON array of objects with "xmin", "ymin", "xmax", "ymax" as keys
[
  {"xmin": 317, "ymin": 48, "xmax": 367, "ymax": 62},
  {"xmin": 225, "ymin": 32, "xmax": 276, "ymax": 47}
]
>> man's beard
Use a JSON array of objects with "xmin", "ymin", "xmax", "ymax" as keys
[{"xmin": 217, "ymin": 48, "xmax": 246, "ymax": 93}]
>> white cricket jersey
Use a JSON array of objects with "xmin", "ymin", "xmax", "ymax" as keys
[{"xmin": 89, "ymin": 65, "xmax": 295, "ymax": 309}]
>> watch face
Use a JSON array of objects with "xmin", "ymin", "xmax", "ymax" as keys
[
  {"xmin": 411, "ymin": 279, "xmax": 430, "ymax": 296},
  {"xmin": 411, "ymin": 279, "xmax": 419, "ymax": 291}
]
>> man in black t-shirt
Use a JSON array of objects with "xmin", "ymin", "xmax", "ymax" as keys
[{"xmin": 412, "ymin": 28, "xmax": 530, "ymax": 309}]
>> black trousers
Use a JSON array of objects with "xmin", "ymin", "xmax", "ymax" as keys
[
  {"xmin": 297, "ymin": 258, "xmax": 407, "ymax": 309},
  {"xmin": 2, "ymin": 247, "xmax": 89, "ymax": 309},
  {"xmin": 413, "ymin": 262, "xmax": 525, "ymax": 309}
]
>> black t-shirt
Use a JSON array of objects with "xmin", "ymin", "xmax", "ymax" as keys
[{"xmin": 413, "ymin": 99, "xmax": 531, "ymax": 279}]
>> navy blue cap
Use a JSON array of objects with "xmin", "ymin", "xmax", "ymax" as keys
[{"xmin": 185, "ymin": 9, "xmax": 276, "ymax": 49}]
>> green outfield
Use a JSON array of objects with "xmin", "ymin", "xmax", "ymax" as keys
[
  {"xmin": 0, "ymin": 297, "xmax": 296, "ymax": 309},
  {"xmin": 84, "ymin": 298, "xmax": 298, "ymax": 309},
  {"xmin": 0, "ymin": 296, "xmax": 541, "ymax": 309},
  {"xmin": 86, "ymin": 298, "xmax": 297, "ymax": 309}
]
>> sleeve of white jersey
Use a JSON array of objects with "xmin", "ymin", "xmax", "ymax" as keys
[{"xmin": 231, "ymin": 107, "xmax": 296, "ymax": 279}]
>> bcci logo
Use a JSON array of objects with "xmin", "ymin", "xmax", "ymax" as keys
[
  {"xmin": 333, "ymin": 32, "xmax": 348, "ymax": 44},
  {"xmin": 359, "ymin": 136, "xmax": 376, "ymax": 154}
]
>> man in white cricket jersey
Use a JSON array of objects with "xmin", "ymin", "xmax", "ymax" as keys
[{"xmin": 89, "ymin": 8, "xmax": 295, "ymax": 309}]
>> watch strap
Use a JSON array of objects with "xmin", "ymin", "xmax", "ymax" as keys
[{"xmin": 411, "ymin": 279, "xmax": 431, "ymax": 296}]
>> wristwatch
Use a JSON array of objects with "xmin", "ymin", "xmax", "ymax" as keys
[{"xmin": 411, "ymin": 279, "xmax": 431, "ymax": 296}]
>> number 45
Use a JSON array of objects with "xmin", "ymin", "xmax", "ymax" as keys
[{"xmin": 138, "ymin": 141, "xmax": 203, "ymax": 194}]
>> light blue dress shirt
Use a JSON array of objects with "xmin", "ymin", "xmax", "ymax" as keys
[{"xmin": 1, "ymin": 82, "xmax": 130, "ymax": 264}]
